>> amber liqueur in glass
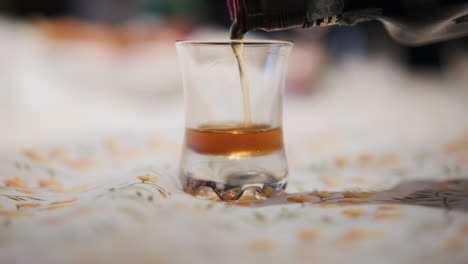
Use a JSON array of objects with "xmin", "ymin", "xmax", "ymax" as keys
[{"xmin": 185, "ymin": 123, "xmax": 283, "ymax": 157}]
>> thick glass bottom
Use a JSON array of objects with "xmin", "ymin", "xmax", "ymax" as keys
[{"xmin": 180, "ymin": 149, "xmax": 288, "ymax": 201}]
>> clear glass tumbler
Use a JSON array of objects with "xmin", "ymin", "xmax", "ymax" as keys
[{"xmin": 176, "ymin": 40, "xmax": 293, "ymax": 201}]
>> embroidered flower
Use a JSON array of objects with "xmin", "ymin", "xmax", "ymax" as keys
[
  {"xmin": 341, "ymin": 208, "xmax": 366, "ymax": 217},
  {"xmin": 137, "ymin": 174, "xmax": 158, "ymax": 183},
  {"xmin": 459, "ymin": 224, "xmax": 468, "ymax": 236},
  {"xmin": 231, "ymin": 201, "xmax": 263, "ymax": 207},
  {"xmin": 3, "ymin": 177, "xmax": 28, "ymax": 188},
  {"xmin": 17, "ymin": 189, "xmax": 41, "ymax": 195},
  {"xmin": 42, "ymin": 205, "xmax": 73, "ymax": 211},
  {"xmin": 380, "ymin": 152, "xmax": 400, "ymax": 168},
  {"xmin": 52, "ymin": 184, "xmax": 91, "ymax": 194},
  {"xmin": 287, "ymin": 196, "xmax": 311, "ymax": 203},
  {"xmin": 49, "ymin": 148, "xmax": 67, "ymax": 159},
  {"xmin": 316, "ymin": 204, "xmax": 341, "ymax": 208},
  {"xmin": 158, "ymin": 189, "xmax": 169, "ymax": 199},
  {"xmin": 24, "ymin": 150, "xmax": 46, "ymax": 163},
  {"xmin": 65, "ymin": 158, "xmax": 97, "ymax": 169},
  {"xmin": 334, "ymin": 156, "xmax": 349, "ymax": 168},
  {"xmin": 50, "ymin": 198, "xmax": 78, "ymax": 205},
  {"xmin": 378, "ymin": 205, "xmax": 402, "ymax": 211},
  {"xmin": 442, "ymin": 238, "xmax": 463, "ymax": 252},
  {"xmin": 248, "ymin": 238, "xmax": 277, "ymax": 252},
  {"xmin": 16, "ymin": 203, "xmax": 41, "ymax": 209},
  {"xmin": 319, "ymin": 174, "xmax": 341, "ymax": 188},
  {"xmin": 38, "ymin": 178, "xmax": 63, "ymax": 189},
  {"xmin": 337, "ymin": 229, "xmax": 384, "ymax": 248},
  {"xmin": 351, "ymin": 177, "xmax": 367, "ymax": 184},
  {"xmin": 0, "ymin": 211, "xmax": 33, "ymax": 217},
  {"xmin": 358, "ymin": 152, "xmax": 373, "ymax": 166},
  {"xmin": 297, "ymin": 229, "xmax": 320, "ymax": 241},
  {"xmin": 375, "ymin": 213, "xmax": 404, "ymax": 219}
]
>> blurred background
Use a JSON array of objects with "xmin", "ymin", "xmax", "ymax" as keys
[{"xmin": 0, "ymin": 0, "xmax": 467, "ymax": 149}]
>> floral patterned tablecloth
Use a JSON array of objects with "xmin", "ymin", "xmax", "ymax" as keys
[{"xmin": 1, "ymin": 55, "xmax": 468, "ymax": 264}]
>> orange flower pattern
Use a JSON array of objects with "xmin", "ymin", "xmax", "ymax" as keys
[
  {"xmin": 380, "ymin": 152, "xmax": 400, "ymax": 168},
  {"xmin": 51, "ymin": 198, "xmax": 78, "ymax": 205},
  {"xmin": 287, "ymin": 196, "xmax": 312, "ymax": 203},
  {"xmin": 378, "ymin": 205, "xmax": 402, "ymax": 211},
  {"xmin": 158, "ymin": 189, "xmax": 169, "ymax": 199},
  {"xmin": 297, "ymin": 229, "xmax": 320, "ymax": 241},
  {"xmin": 375, "ymin": 213, "xmax": 404, "ymax": 220},
  {"xmin": 341, "ymin": 208, "xmax": 366, "ymax": 217},
  {"xmin": 459, "ymin": 224, "xmax": 468, "ymax": 236},
  {"xmin": 38, "ymin": 179, "xmax": 63, "ymax": 189},
  {"xmin": 3, "ymin": 177, "xmax": 28, "ymax": 188},
  {"xmin": 319, "ymin": 174, "xmax": 341, "ymax": 188},
  {"xmin": 358, "ymin": 152, "xmax": 373, "ymax": 166},
  {"xmin": 42, "ymin": 205, "xmax": 73, "ymax": 211},
  {"xmin": 17, "ymin": 189, "xmax": 41, "ymax": 195},
  {"xmin": 65, "ymin": 158, "xmax": 97, "ymax": 169},
  {"xmin": 24, "ymin": 150, "xmax": 47, "ymax": 163},
  {"xmin": 442, "ymin": 238, "xmax": 464, "ymax": 252},
  {"xmin": 0, "ymin": 211, "xmax": 34, "ymax": 217},
  {"xmin": 231, "ymin": 201, "xmax": 262, "ymax": 207},
  {"xmin": 137, "ymin": 174, "xmax": 159, "ymax": 183},
  {"xmin": 49, "ymin": 148, "xmax": 67, "ymax": 159},
  {"xmin": 316, "ymin": 204, "xmax": 341, "ymax": 208},
  {"xmin": 248, "ymin": 238, "xmax": 277, "ymax": 252},
  {"xmin": 334, "ymin": 156, "xmax": 349, "ymax": 168},
  {"xmin": 337, "ymin": 229, "xmax": 384, "ymax": 248},
  {"xmin": 16, "ymin": 203, "xmax": 41, "ymax": 209}
]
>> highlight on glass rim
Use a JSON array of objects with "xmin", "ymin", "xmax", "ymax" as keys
[{"xmin": 0, "ymin": 1, "xmax": 468, "ymax": 264}]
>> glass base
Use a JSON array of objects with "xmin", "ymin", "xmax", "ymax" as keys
[
  {"xmin": 180, "ymin": 149, "xmax": 288, "ymax": 201},
  {"xmin": 182, "ymin": 174, "xmax": 287, "ymax": 201}
]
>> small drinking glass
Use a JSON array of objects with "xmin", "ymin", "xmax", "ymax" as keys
[{"xmin": 176, "ymin": 40, "xmax": 293, "ymax": 201}]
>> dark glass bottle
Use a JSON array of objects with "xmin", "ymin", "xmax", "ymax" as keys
[{"xmin": 228, "ymin": 0, "xmax": 468, "ymax": 45}]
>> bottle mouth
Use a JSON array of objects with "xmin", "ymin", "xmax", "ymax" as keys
[
  {"xmin": 175, "ymin": 40, "xmax": 294, "ymax": 47},
  {"xmin": 227, "ymin": 0, "xmax": 307, "ymax": 38}
]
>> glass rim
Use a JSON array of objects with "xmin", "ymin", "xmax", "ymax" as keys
[{"xmin": 176, "ymin": 39, "xmax": 294, "ymax": 47}]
